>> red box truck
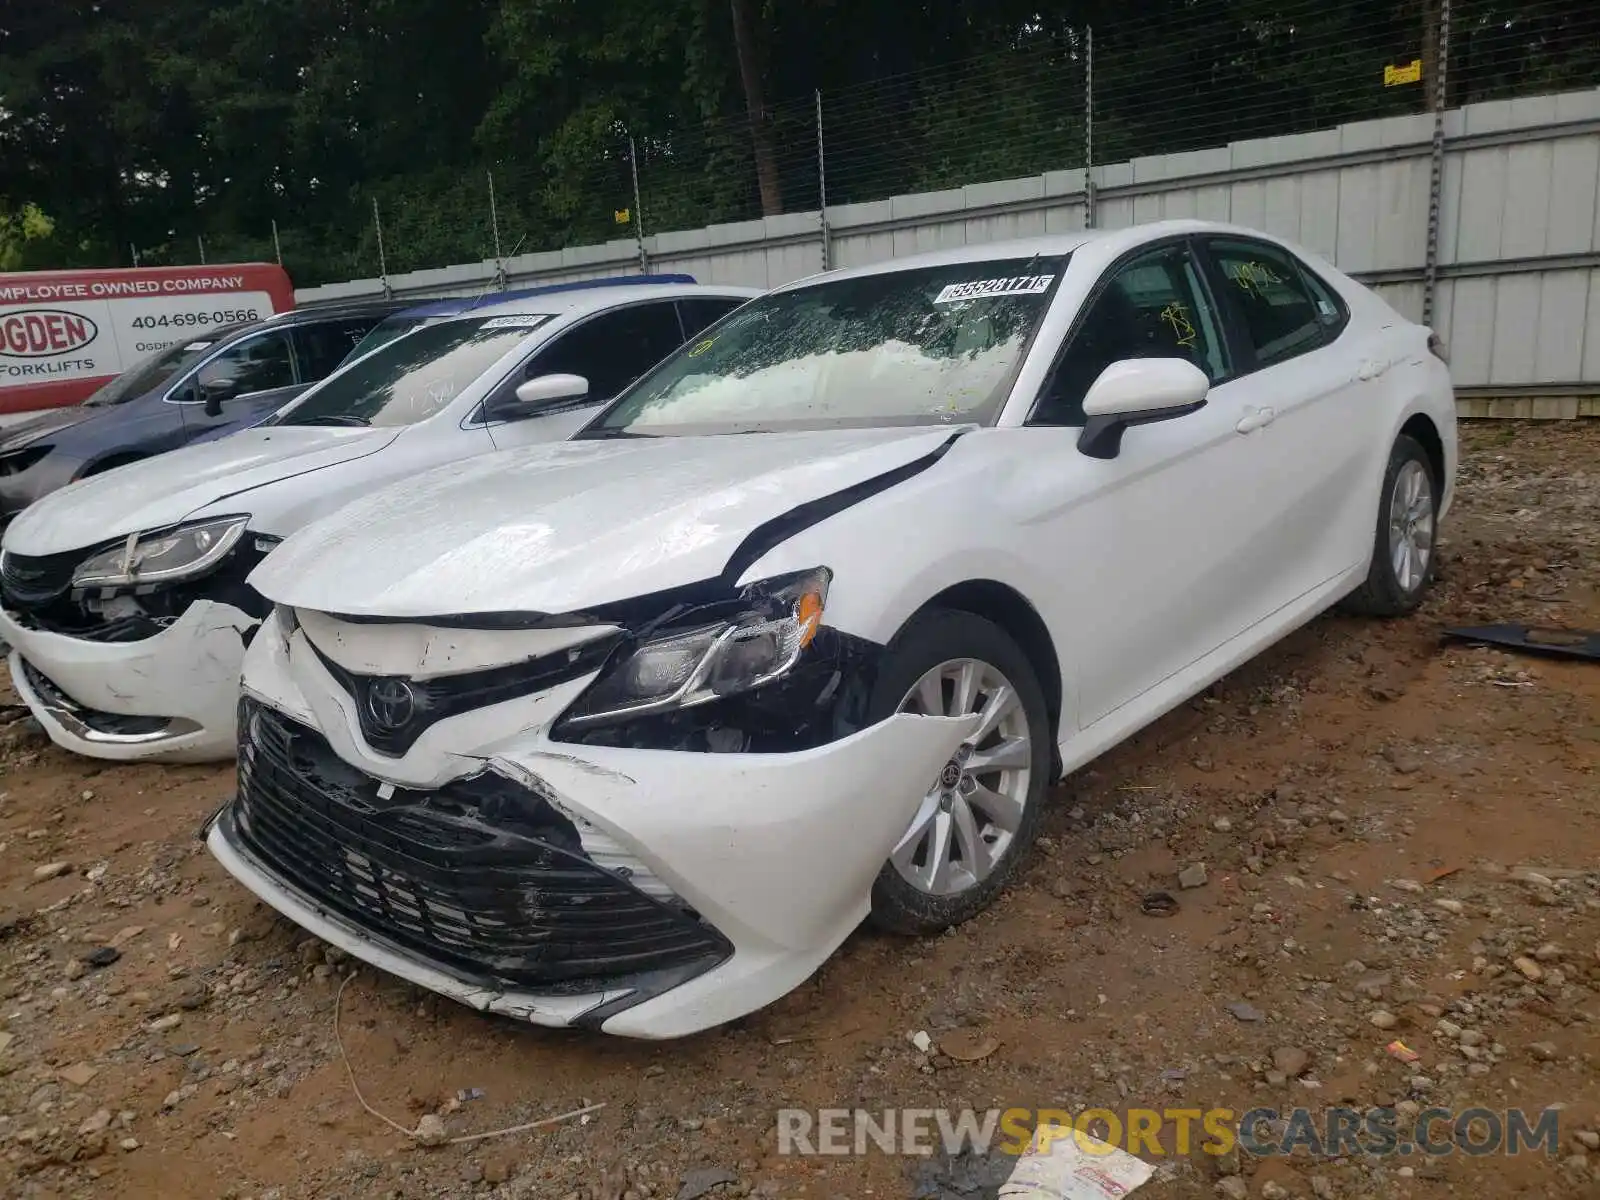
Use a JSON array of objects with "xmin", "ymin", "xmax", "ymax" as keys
[{"xmin": 0, "ymin": 264, "xmax": 295, "ymax": 415}]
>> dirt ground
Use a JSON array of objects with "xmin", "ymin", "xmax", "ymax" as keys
[{"xmin": 2, "ymin": 420, "xmax": 1599, "ymax": 1200}]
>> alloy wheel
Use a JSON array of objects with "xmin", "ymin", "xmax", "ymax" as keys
[
  {"xmin": 890, "ymin": 657, "xmax": 1034, "ymax": 896},
  {"xmin": 1388, "ymin": 459, "xmax": 1435, "ymax": 593}
]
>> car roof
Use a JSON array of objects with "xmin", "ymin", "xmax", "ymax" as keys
[
  {"xmin": 461, "ymin": 281, "xmax": 762, "ymax": 321},
  {"xmin": 392, "ymin": 273, "xmax": 707, "ymax": 320},
  {"xmin": 768, "ymin": 219, "xmax": 1316, "ymax": 291},
  {"xmin": 260, "ymin": 299, "xmax": 416, "ymax": 325}
]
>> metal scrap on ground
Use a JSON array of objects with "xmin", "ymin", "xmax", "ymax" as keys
[{"xmin": 1444, "ymin": 624, "xmax": 1600, "ymax": 662}]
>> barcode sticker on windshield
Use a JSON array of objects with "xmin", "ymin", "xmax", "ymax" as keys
[
  {"xmin": 480, "ymin": 315, "xmax": 545, "ymax": 329},
  {"xmin": 934, "ymin": 275, "xmax": 1055, "ymax": 304}
]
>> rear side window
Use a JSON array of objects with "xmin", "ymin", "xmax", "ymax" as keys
[
  {"xmin": 295, "ymin": 319, "xmax": 382, "ymax": 380},
  {"xmin": 1205, "ymin": 239, "xmax": 1345, "ymax": 367},
  {"xmin": 529, "ymin": 302, "xmax": 688, "ymax": 400},
  {"xmin": 677, "ymin": 297, "xmax": 746, "ymax": 338}
]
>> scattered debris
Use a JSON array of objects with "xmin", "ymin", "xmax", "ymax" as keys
[
  {"xmin": 1140, "ymin": 891, "xmax": 1179, "ymax": 917},
  {"xmin": 910, "ymin": 1030, "xmax": 934, "ymax": 1053},
  {"xmin": 676, "ymin": 1165, "xmax": 738, "ymax": 1200},
  {"xmin": 999, "ymin": 1123, "xmax": 1156, "ymax": 1198},
  {"xmin": 1386, "ymin": 1040, "xmax": 1421, "ymax": 1064},
  {"xmin": 1177, "ymin": 863, "xmax": 1208, "ymax": 889},
  {"xmin": 939, "ymin": 1029, "xmax": 1001, "ymax": 1062},
  {"xmin": 1226, "ymin": 1001, "xmax": 1265, "ymax": 1023},
  {"xmin": 1444, "ymin": 624, "xmax": 1600, "ymax": 662},
  {"xmin": 32, "ymin": 860, "xmax": 73, "ymax": 882},
  {"xmin": 80, "ymin": 946, "xmax": 121, "ymax": 968}
]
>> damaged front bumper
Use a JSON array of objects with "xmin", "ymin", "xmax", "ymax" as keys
[
  {"xmin": 207, "ymin": 690, "xmax": 977, "ymax": 1039},
  {"xmin": 0, "ymin": 599, "xmax": 258, "ymax": 762}
]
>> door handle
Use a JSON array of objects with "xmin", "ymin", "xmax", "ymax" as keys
[{"xmin": 1235, "ymin": 406, "xmax": 1276, "ymax": 434}]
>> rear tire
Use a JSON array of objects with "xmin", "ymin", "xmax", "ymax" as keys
[
  {"xmin": 864, "ymin": 608, "xmax": 1052, "ymax": 936},
  {"xmin": 1342, "ymin": 434, "xmax": 1438, "ymax": 617}
]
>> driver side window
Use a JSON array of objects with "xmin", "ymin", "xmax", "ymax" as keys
[
  {"xmin": 174, "ymin": 331, "xmax": 295, "ymax": 405},
  {"xmin": 1031, "ymin": 243, "xmax": 1228, "ymax": 427}
]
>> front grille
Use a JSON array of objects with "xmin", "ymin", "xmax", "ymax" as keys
[
  {"xmin": 307, "ymin": 630, "xmax": 620, "ymax": 757},
  {"xmin": 228, "ymin": 698, "xmax": 730, "ymax": 993},
  {"xmin": 18, "ymin": 658, "xmax": 170, "ymax": 736},
  {"xmin": 0, "ymin": 547, "xmax": 81, "ymax": 607}
]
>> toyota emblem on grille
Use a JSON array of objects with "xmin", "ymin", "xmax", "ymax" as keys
[{"xmin": 365, "ymin": 678, "xmax": 417, "ymax": 731}]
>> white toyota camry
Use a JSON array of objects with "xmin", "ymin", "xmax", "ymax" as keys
[{"xmin": 206, "ymin": 219, "xmax": 1456, "ymax": 1038}]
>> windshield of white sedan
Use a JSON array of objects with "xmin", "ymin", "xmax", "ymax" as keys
[
  {"xmin": 275, "ymin": 315, "xmax": 551, "ymax": 427},
  {"xmin": 591, "ymin": 256, "xmax": 1067, "ymax": 434}
]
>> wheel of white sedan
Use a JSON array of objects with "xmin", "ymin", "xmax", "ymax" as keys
[
  {"xmin": 1343, "ymin": 433, "xmax": 1440, "ymax": 618},
  {"xmin": 866, "ymin": 608, "xmax": 1052, "ymax": 935}
]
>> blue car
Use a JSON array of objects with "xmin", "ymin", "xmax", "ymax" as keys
[{"xmin": 0, "ymin": 299, "xmax": 410, "ymax": 527}]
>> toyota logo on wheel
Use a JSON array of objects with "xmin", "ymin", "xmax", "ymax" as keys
[{"xmin": 364, "ymin": 678, "xmax": 417, "ymax": 731}]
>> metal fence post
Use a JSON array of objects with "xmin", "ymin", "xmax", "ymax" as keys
[
  {"xmin": 628, "ymin": 135, "xmax": 650, "ymax": 273},
  {"xmin": 488, "ymin": 170, "xmax": 506, "ymax": 289},
  {"xmin": 196, "ymin": 235, "xmax": 206, "ymax": 265},
  {"xmin": 271, "ymin": 219, "xmax": 283, "ymax": 266},
  {"xmin": 1084, "ymin": 25, "xmax": 1097, "ymax": 230},
  {"xmin": 1422, "ymin": 0, "xmax": 1451, "ymax": 330},
  {"xmin": 816, "ymin": 89, "xmax": 832, "ymax": 271},
  {"xmin": 372, "ymin": 196, "xmax": 392, "ymax": 296}
]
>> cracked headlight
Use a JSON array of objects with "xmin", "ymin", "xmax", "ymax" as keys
[
  {"xmin": 563, "ymin": 568, "xmax": 830, "ymax": 727},
  {"xmin": 71, "ymin": 515, "xmax": 250, "ymax": 589}
]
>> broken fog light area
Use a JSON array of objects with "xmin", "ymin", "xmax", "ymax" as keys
[
  {"xmin": 553, "ymin": 626, "xmax": 884, "ymax": 753},
  {"xmin": 19, "ymin": 658, "xmax": 173, "ymax": 736},
  {"xmin": 227, "ymin": 697, "xmax": 731, "ymax": 994},
  {"xmin": 0, "ymin": 539, "xmax": 270, "ymax": 643}
]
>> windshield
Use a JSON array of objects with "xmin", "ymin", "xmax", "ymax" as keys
[
  {"xmin": 589, "ymin": 255, "xmax": 1066, "ymax": 436},
  {"xmin": 82, "ymin": 338, "xmax": 218, "ymax": 406},
  {"xmin": 274, "ymin": 314, "xmax": 552, "ymax": 428},
  {"xmin": 336, "ymin": 315, "xmax": 431, "ymax": 369}
]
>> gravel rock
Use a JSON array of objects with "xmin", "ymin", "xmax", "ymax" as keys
[{"xmin": 1179, "ymin": 863, "xmax": 1209, "ymax": 889}]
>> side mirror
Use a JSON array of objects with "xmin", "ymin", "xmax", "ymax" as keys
[
  {"xmin": 196, "ymin": 364, "xmax": 237, "ymax": 417},
  {"xmin": 1077, "ymin": 358, "xmax": 1210, "ymax": 460},
  {"xmin": 483, "ymin": 373, "xmax": 590, "ymax": 422}
]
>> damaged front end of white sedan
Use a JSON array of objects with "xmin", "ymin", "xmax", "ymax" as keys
[
  {"xmin": 204, "ymin": 221, "xmax": 1453, "ymax": 1036},
  {"xmin": 208, "ymin": 580, "xmax": 984, "ymax": 1038}
]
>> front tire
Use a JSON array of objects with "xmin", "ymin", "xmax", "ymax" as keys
[
  {"xmin": 865, "ymin": 608, "xmax": 1052, "ymax": 936},
  {"xmin": 1342, "ymin": 434, "xmax": 1439, "ymax": 617}
]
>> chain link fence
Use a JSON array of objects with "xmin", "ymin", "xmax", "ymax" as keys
[{"xmin": 130, "ymin": 0, "xmax": 1600, "ymax": 289}]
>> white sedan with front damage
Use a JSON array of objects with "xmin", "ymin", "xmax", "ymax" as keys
[
  {"xmin": 0, "ymin": 282, "xmax": 756, "ymax": 761},
  {"xmin": 205, "ymin": 219, "xmax": 1457, "ymax": 1038}
]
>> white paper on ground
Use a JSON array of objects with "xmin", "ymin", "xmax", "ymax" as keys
[{"xmin": 996, "ymin": 1125, "xmax": 1156, "ymax": 1199}]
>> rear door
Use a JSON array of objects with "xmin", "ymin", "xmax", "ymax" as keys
[
  {"xmin": 477, "ymin": 299, "xmax": 692, "ymax": 450},
  {"xmin": 1197, "ymin": 236, "xmax": 1374, "ymax": 613}
]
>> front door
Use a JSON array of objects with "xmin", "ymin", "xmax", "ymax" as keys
[{"xmin": 1021, "ymin": 239, "xmax": 1277, "ymax": 729}]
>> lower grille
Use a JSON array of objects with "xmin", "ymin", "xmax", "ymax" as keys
[
  {"xmin": 228, "ymin": 698, "xmax": 730, "ymax": 993},
  {"xmin": 18, "ymin": 658, "xmax": 170, "ymax": 736}
]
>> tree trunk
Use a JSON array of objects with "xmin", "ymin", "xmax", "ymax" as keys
[{"xmin": 729, "ymin": 0, "xmax": 783, "ymax": 216}]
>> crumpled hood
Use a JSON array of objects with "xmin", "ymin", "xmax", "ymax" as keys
[
  {"xmin": 252, "ymin": 426, "xmax": 964, "ymax": 618},
  {"xmin": 3, "ymin": 425, "xmax": 400, "ymax": 555},
  {"xmin": 0, "ymin": 406, "xmax": 91, "ymax": 451}
]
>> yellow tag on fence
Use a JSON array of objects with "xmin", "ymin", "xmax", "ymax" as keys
[{"xmin": 1384, "ymin": 60, "xmax": 1422, "ymax": 86}]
